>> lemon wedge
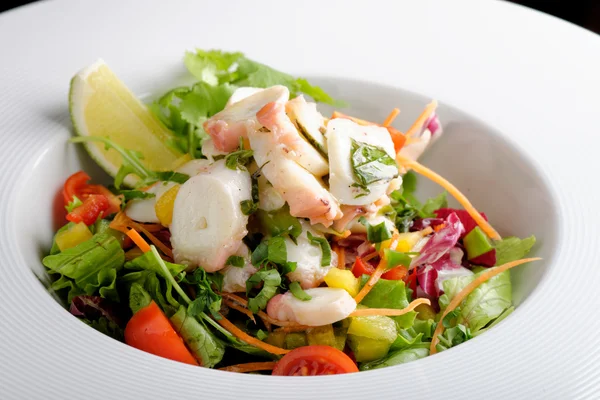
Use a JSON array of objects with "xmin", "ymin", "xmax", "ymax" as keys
[{"xmin": 69, "ymin": 59, "xmax": 182, "ymax": 187}]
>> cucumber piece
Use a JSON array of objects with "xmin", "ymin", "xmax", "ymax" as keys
[
  {"xmin": 347, "ymin": 315, "xmax": 397, "ymax": 343},
  {"xmin": 265, "ymin": 331, "xmax": 287, "ymax": 349},
  {"xmin": 464, "ymin": 226, "xmax": 494, "ymax": 259},
  {"xmin": 306, "ymin": 325, "xmax": 337, "ymax": 347},
  {"xmin": 333, "ymin": 326, "xmax": 348, "ymax": 351},
  {"xmin": 348, "ymin": 335, "xmax": 392, "ymax": 362},
  {"xmin": 285, "ymin": 332, "xmax": 308, "ymax": 349}
]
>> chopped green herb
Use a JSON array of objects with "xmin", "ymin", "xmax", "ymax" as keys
[
  {"xmin": 246, "ymin": 268, "xmax": 282, "ymax": 313},
  {"xmin": 306, "ymin": 231, "xmax": 332, "ymax": 266},
  {"xmin": 225, "ymin": 255, "xmax": 245, "ymax": 268},
  {"xmin": 119, "ymin": 190, "xmax": 156, "ymax": 202},
  {"xmin": 359, "ymin": 216, "xmax": 393, "ymax": 243},
  {"xmin": 289, "ymin": 281, "xmax": 312, "ymax": 301},
  {"xmin": 350, "ymin": 139, "xmax": 398, "ymax": 197},
  {"xmin": 65, "ymin": 196, "xmax": 83, "ymax": 213}
]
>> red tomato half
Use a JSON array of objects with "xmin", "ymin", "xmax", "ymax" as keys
[
  {"xmin": 272, "ymin": 345, "xmax": 358, "ymax": 376},
  {"xmin": 63, "ymin": 171, "xmax": 121, "ymax": 220},
  {"xmin": 66, "ymin": 194, "xmax": 110, "ymax": 225},
  {"xmin": 124, "ymin": 301, "xmax": 198, "ymax": 366},
  {"xmin": 63, "ymin": 171, "xmax": 91, "ymax": 205}
]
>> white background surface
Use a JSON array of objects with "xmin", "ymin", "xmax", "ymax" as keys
[{"xmin": 0, "ymin": 0, "xmax": 599, "ymax": 398}]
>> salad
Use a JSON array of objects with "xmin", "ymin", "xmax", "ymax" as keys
[{"xmin": 43, "ymin": 49, "xmax": 539, "ymax": 375}]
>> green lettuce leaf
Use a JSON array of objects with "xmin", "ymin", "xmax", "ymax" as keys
[
  {"xmin": 438, "ymin": 269, "xmax": 513, "ymax": 335},
  {"xmin": 360, "ymin": 346, "xmax": 429, "ymax": 371},
  {"xmin": 170, "ymin": 306, "xmax": 225, "ymax": 368},
  {"xmin": 42, "ymin": 233, "xmax": 124, "ymax": 302},
  {"xmin": 360, "ymin": 279, "xmax": 416, "ymax": 329},
  {"xmin": 495, "ymin": 235, "xmax": 536, "ymax": 265}
]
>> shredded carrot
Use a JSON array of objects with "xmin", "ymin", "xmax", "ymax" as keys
[
  {"xmin": 405, "ymin": 100, "xmax": 438, "ymax": 138},
  {"xmin": 430, "ymin": 257, "xmax": 541, "ymax": 355},
  {"xmin": 223, "ymin": 299, "xmax": 256, "ymax": 324},
  {"xmin": 362, "ymin": 251, "xmax": 379, "ymax": 263},
  {"xmin": 136, "ymin": 223, "xmax": 164, "ymax": 233},
  {"xmin": 220, "ymin": 293, "xmax": 304, "ymax": 328},
  {"xmin": 109, "ymin": 211, "xmax": 131, "ymax": 234},
  {"xmin": 383, "ymin": 108, "xmax": 400, "ymax": 127},
  {"xmin": 354, "ymin": 258, "xmax": 387, "ymax": 304},
  {"xmin": 333, "ymin": 245, "xmax": 345, "ymax": 269},
  {"xmin": 129, "ymin": 221, "xmax": 174, "ymax": 259},
  {"xmin": 433, "ymin": 223, "xmax": 446, "ymax": 233},
  {"xmin": 397, "ymin": 155, "xmax": 501, "ymax": 241},
  {"xmin": 331, "ymin": 111, "xmax": 374, "ymax": 126},
  {"xmin": 216, "ymin": 313, "xmax": 290, "ymax": 355},
  {"xmin": 126, "ymin": 229, "xmax": 151, "ymax": 253},
  {"xmin": 388, "ymin": 126, "xmax": 407, "ymax": 153},
  {"xmin": 350, "ymin": 298, "xmax": 430, "ymax": 317},
  {"xmin": 219, "ymin": 361, "xmax": 277, "ymax": 373}
]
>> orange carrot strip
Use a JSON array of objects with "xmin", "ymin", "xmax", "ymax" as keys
[
  {"xmin": 383, "ymin": 108, "xmax": 400, "ymax": 127},
  {"xmin": 430, "ymin": 257, "xmax": 541, "ymax": 355},
  {"xmin": 126, "ymin": 229, "xmax": 151, "ymax": 253},
  {"xmin": 333, "ymin": 245, "xmax": 345, "ymax": 269},
  {"xmin": 362, "ymin": 252, "xmax": 379, "ymax": 263},
  {"xmin": 219, "ymin": 361, "xmax": 277, "ymax": 373},
  {"xmin": 220, "ymin": 293, "xmax": 303, "ymax": 328},
  {"xmin": 405, "ymin": 100, "xmax": 438, "ymax": 138},
  {"xmin": 129, "ymin": 221, "xmax": 174, "ymax": 259},
  {"xmin": 216, "ymin": 313, "xmax": 290, "ymax": 355},
  {"xmin": 109, "ymin": 211, "xmax": 131, "ymax": 234},
  {"xmin": 223, "ymin": 299, "xmax": 256, "ymax": 324},
  {"xmin": 396, "ymin": 155, "xmax": 501, "ymax": 241},
  {"xmin": 350, "ymin": 298, "xmax": 430, "ymax": 317},
  {"xmin": 388, "ymin": 126, "xmax": 407, "ymax": 153},
  {"xmin": 354, "ymin": 258, "xmax": 388, "ymax": 304},
  {"xmin": 331, "ymin": 111, "xmax": 374, "ymax": 126}
]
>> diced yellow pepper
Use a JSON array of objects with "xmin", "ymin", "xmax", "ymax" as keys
[
  {"xmin": 55, "ymin": 222, "xmax": 93, "ymax": 251},
  {"xmin": 395, "ymin": 231, "xmax": 424, "ymax": 252},
  {"xmin": 324, "ymin": 268, "xmax": 360, "ymax": 297},
  {"xmin": 155, "ymin": 184, "xmax": 180, "ymax": 226}
]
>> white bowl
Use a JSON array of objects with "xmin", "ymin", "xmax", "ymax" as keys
[{"xmin": 1, "ymin": 0, "xmax": 599, "ymax": 399}]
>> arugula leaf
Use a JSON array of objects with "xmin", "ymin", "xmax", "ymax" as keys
[
  {"xmin": 128, "ymin": 283, "xmax": 152, "ymax": 314},
  {"xmin": 240, "ymin": 165, "xmax": 261, "ymax": 216},
  {"xmin": 226, "ymin": 255, "xmax": 245, "ymax": 268},
  {"xmin": 119, "ymin": 190, "xmax": 156, "ymax": 202},
  {"xmin": 125, "ymin": 252, "xmax": 187, "ymax": 278},
  {"xmin": 358, "ymin": 216, "xmax": 392, "ymax": 243},
  {"xmin": 306, "ymin": 231, "xmax": 332, "ymax": 266},
  {"xmin": 255, "ymin": 205, "xmax": 302, "ymax": 240},
  {"xmin": 289, "ymin": 281, "xmax": 312, "ymax": 301},
  {"xmin": 153, "ymin": 171, "xmax": 189, "ymax": 184},
  {"xmin": 183, "ymin": 267, "xmax": 223, "ymax": 319},
  {"xmin": 246, "ymin": 268, "xmax": 281, "ymax": 313},
  {"xmin": 43, "ymin": 233, "xmax": 124, "ymax": 302},
  {"xmin": 120, "ymin": 270, "xmax": 180, "ymax": 316},
  {"xmin": 350, "ymin": 139, "xmax": 398, "ymax": 197},
  {"xmin": 401, "ymin": 171, "xmax": 418, "ymax": 196},
  {"xmin": 495, "ymin": 235, "xmax": 536, "ymax": 265},
  {"xmin": 225, "ymin": 148, "xmax": 254, "ymax": 170},
  {"xmin": 170, "ymin": 306, "xmax": 225, "ymax": 367},
  {"xmin": 65, "ymin": 196, "xmax": 83, "ymax": 213}
]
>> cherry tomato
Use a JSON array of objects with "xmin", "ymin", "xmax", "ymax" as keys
[
  {"xmin": 66, "ymin": 195, "xmax": 110, "ymax": 225},
  {"xmin": 63, "ymin": 171, "xmax": 121, "ymax": 216},
  {"xmin": 272, "ymin": 345, "xmax": 358, "ymax": 376},
  {"xmin": 382, "ymin": 265, "xmax": 408, "ymax": 280},
  {"xmin": 124, "ymin": 301, "xmax": 198, "ymax": 366},
  {"xmin": 351, "ymin": 257, "xmax": 375, "ymax": 278}
]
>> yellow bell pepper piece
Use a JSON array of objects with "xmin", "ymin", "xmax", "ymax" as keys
[
  {"xmin": 394, "ymin": 231, "xmax": 424, "ymax": 252},
  {"xmin": 324, "ymin": 268, "xmax": 360, "ymax": 297},
  {"xmin": 155, "ymin": 184, "xmax": 180, "ymax": 226},
  {"xmin": 55, "ymin": 222, "xmax": 93, "ymax": 251}
]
